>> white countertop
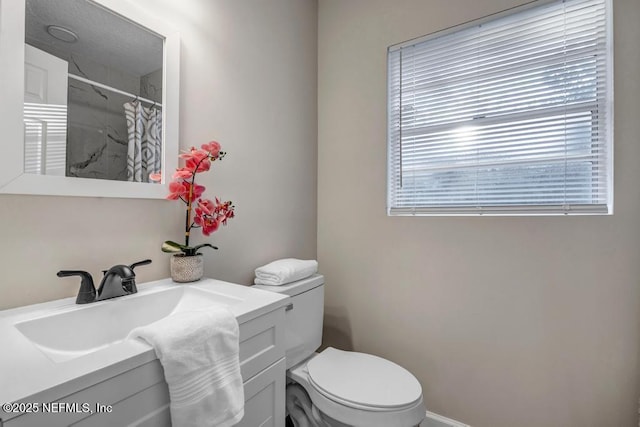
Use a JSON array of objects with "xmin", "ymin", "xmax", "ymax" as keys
[{"xmin": 0, "ymin": 278, "xmax": 288, "ymax": 421}]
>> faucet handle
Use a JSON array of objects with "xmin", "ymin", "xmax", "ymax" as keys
[
  {"xmin": 130, "ymin": 259, "xmax": 152, "ymax": 271},
  {"xmin": 57, "ymin": 270, "xmax": 96, "ymax": 304}
]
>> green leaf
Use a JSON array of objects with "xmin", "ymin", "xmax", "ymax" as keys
[
  {"xmin": 161, "ymin": 241, "xmax": 186, "ymax": 253},
  {"xmin": 192, "ymin": 243, "xmax": 218, "ymax": 254},
  {"xmin": 162, "ymin": 241, "xmax": 218, "ymax": 256}
]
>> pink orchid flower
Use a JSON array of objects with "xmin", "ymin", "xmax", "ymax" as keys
[
  {"xmin": 167, "ymin": 181, "xmax": 187, "ymax": 200},
  {"xmin": 187, "ymin": 156, "xmax": 210, "ymax": 173},
  {"xmin": 196, "ymin": 198, "xmax": 216, "ymax": 216},
  {"xmin": 185, "ymin": 183, "xmax": 205, "ymax": 202},
  {"xmin": 201, "ymin": 217, "xmax": 220, "ymax": 236},
  {"xmin": 172, "ymin": 168, "xmax": 193, "ymax": 180},
  {"xmin": 180, "ymin": 148, "xmax": 211, "ymax": 172},
  {"xmin": 193, "ymin": 212, "xmax": 220, "ymax": 235},
  {"xmin": 149, "ymin": 172, "xmax": 162, "ymax": 182},
  {"xmin": 201, "ymin": 141, "xmax": 221, "ymax": 158},
  {"xmin": 178, "ymin": 147, "xmax": 205, "ymax": 160}
]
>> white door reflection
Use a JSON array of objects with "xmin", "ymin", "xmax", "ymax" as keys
[{"xmin": 24, "ymin": 44, "xmax": 68, "ymax": 176}]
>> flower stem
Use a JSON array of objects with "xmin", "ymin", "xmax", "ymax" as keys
[
  {"xmin": 184, "ymin": 152, "xmax": 211, "ymax": 247},
  {"xmin": 185, "ymin": 186, "xmax": 192, "ymax": 247}
]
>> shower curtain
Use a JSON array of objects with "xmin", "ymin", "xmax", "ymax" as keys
[{"xmin": 124, "ymin": 100, "xmax": 162, "ymax": 183}]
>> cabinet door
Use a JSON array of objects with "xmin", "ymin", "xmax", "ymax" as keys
[{"xmin": 235, "ymin": 358, "xmax": 286, "ymax": 427}]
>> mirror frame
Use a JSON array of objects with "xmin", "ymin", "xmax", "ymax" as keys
[{"xmin": 0, "ymin": 0, "xmax": 179, "ymax": 199}]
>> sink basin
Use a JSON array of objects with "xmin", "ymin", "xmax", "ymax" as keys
[
  {"xmin": 14, "ymin": 286, "xmax": 242, "ymax": 363},
  {"xmin": 0, "ymin": 277, "xmax": 289, "ymax": 414}
]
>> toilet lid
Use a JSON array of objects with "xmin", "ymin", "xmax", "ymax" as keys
[{"xmin": 306, "ymin": 347, "xmax": 423, "ymax": 410}]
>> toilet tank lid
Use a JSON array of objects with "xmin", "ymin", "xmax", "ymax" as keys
[{"xmin": 253, "ymin": 274, "xmax": 324, "ymax": 296}]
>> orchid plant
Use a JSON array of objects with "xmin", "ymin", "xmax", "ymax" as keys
[{"xmin": 158, "ymin": 141, "xmax": 235, "ymax": 257}]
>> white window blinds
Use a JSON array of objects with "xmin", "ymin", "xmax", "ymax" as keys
[{"xmin": 387, "ymin": 0, "xmax": 612, "ymax": 215}]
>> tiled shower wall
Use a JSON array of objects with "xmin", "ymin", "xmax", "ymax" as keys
[{"xmin": 26, "ymin": 41, "xmax": 162, "ymax": 181}]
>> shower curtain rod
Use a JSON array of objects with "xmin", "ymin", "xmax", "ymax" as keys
[{"xmin": 68, "ymin": 73, "xmax": 163, "ymax": 108}]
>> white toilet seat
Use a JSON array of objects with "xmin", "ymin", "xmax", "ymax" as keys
[
  {"xmin": 307, "ymin": 347, "xmax": 423, "ymax": 410},
  {"xmin": 287, "ymin": 348, "xmax": 426, "ymax": 427}
]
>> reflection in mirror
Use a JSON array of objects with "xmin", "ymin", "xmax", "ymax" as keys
[{"xmin": 24, "ymin": 0, "xmax": 163, "ymax": 183}]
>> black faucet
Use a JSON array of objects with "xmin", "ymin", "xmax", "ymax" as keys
[{"xmin": 57, "ymin": 259, "xmax": 152, "ymax": 304}]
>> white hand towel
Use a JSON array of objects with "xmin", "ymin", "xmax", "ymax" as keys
[
  {"xmin": 128, "ymin": 307, "xmax": 244, "ymax": 427},
  {"xmin": 254, "ymin": 258, "xmax": 318, "ymax": 286}
]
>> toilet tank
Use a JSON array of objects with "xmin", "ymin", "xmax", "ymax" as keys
[{"xmin": 253, "ymin": 274, "xmax": 324, "ymax": 369}]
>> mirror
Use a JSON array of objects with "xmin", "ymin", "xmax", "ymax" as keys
[{"xmin": 0, "ymin": 0, "xmax": 179, "ymax": 198}]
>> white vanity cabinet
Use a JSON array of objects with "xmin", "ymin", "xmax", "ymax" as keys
[
  {"xmin": 1, "ymin": 282, "xmax": 288, "ymax": 427},
  {"xmin": 234, "ymin": 309, "xmax": 286, "ymax": 427}
]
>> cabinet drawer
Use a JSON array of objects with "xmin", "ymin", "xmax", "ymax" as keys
[{"xmin": 239, "ymin": 307, "xmax": 285, "ymax": 381}]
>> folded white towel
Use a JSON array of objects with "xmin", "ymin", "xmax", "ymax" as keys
[
  {"xmin": 128, "ymin": 307, "xmax": 244, "ymax": 427},
  {"xmin": 254, "ymin": 258, "xmax": 318, "ymax": 286}
]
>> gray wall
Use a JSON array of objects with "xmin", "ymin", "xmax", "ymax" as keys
[
  {"xmin": 318, "ymin": 0, "xmax": 640, "ymax": 426},
  {"xmin": 0, "ymin": 0, "xmax": 318, "ymax": 310}
]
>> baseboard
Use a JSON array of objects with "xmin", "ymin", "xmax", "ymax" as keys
[{"xmin": 421, "ymin": 410, "xmax": 470, "ymax": 427}]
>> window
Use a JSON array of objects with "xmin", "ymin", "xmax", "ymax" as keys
[{"xmin": 387, "ymin": 0, "xmax": 612, "ymax": 215}]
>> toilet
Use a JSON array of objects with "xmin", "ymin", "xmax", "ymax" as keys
[{"xmin": 254, "ymin": 274, "xmax": 426, "ymax": 427}]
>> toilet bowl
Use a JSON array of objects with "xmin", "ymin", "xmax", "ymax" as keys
[
  {"xmin": 254, "ymin": 275, "xmax": 425, "ymax": 427},
  {"xmin": 288, "ymin": 348, "xmax": 425, "ymax": 426}
]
